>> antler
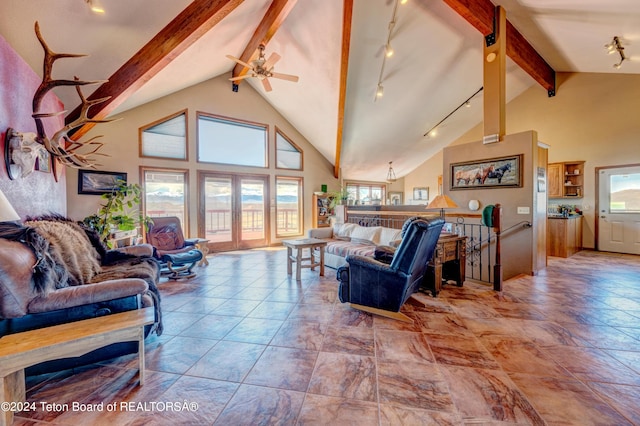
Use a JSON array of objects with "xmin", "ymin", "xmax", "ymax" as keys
[{"xmin": 31, "ymin": 21, "xmax": 115, "ymax": 168}]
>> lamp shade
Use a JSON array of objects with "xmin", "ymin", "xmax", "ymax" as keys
[
  {"xmin": 0, "ymin": 189, "xmax": 20, "ymax": 222},
  {"xmin": 426, "ymin": 194, "xmax": 458, "ymax": 210}
]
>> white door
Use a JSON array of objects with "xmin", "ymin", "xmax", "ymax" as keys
[{"xmin": 598, "ymin": 166, "xmax": 640, "ymax": 254}]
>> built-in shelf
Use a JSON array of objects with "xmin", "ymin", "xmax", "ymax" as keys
[{"xmin": 548, "ymin": 161, "xmax": 584, "ymax": 198}]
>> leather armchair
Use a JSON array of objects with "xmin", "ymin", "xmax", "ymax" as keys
[
  {"xmin": 337, "ymin": 217, "xmax": 444, "ymax": 322},
  {"xmin": 146, "ymin": 216, "xmax": 203, "ymax": 279}
]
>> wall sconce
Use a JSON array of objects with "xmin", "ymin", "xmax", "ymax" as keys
[{"xmin": 605, "ymin": 36, "xmax": 626, "ymax": 69}]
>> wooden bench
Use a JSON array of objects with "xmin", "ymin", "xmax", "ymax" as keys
[{"xmin": 0, "ymin": 308, "xmax": 154, "ymax": 426}]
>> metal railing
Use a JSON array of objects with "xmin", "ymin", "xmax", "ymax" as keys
[{"xmin": 346, "ymin": 212, "xmax": 530, "ymax": 286}]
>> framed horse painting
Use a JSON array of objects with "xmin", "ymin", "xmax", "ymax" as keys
[{"xmin": 450, "ymin": 154, "xmax": 522, "ymax": 190}]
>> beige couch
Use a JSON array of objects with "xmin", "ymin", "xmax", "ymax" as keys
[{"xmin": 308, "ymin": 222, "xmax": 403, "ymax": 269}]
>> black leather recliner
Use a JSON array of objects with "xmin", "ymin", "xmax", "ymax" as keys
[{"xmin": 336, "ymin": 217, "xmax": 444, "ymax": 322}]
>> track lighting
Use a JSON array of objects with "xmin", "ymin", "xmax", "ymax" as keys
[
  {"xmin": 385, "ymin": 43, "xmax": 394, "ymax": 58},
  {"xmin": 605, "ymin": 36, "xmax": 626, "ymax": 69},
  {"xmin": 85, "ymin": 0, "xmax": 105, "ymax": 14},
  {"xmin": 374, "ymin": 0, "xmax": 405, "ymax": 101},
  {"xmin": 423, "ymin": 87, "xmax": 483, "ymax": 138}
]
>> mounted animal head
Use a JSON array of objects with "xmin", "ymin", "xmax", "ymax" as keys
[{"xmin": 4, "ymin": 22, "xmax": 115, "ymax": 179}]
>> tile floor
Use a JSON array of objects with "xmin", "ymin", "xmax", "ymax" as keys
[{"xmin": 14, "ymin": 248, "xmax": 640, "ymax": 425}]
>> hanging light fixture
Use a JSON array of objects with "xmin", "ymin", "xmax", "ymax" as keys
[
  {"xmin": 605, "ymin": 36, "xmax": 626, "ymax": 69},
  {"xmin": 386, "ymin": 161, "xmax": 397, "ymax": 182}
]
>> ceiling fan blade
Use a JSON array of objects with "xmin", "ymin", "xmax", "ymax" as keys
[
  {"xmin": 262, "ymin": 52, "xmax": 281, "ymax": 70},
  {"xmin": 228, "ymin": 74, "xmax": 253, "ymax": 81},
  {"xmin": 225, "ymin": 54, "xmax": 253, "ymax": 70},
  {"xmin": 270, "ymin": 72, "xmax": 299, "ymax": 82},
  {"xmin": 262, "ymin": 78, "xmax": 273, "ymax": 92}
]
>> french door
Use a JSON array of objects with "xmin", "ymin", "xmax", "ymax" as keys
[
  {"xmin": 198, "ymin": 172, "xmax": 269, "ymax": 251},
  {"xmin": 597, "ymin": 165, "xmax": 640, "ymax": 254}
]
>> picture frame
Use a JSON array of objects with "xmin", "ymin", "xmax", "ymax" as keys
[
  {"xmin": 78, "ymin": 169, "xmax": 127, "ymax": 195},
  {"xmin": 388, "ymin": 191, "xmax": 403, "ymax": 205},
  {"xmin": 450, "ymin": 154, "xmax": 523, "ymax": 190},
  {"xmin": 413, "ymin": 187, "xmax": 429, "ymax": 201}
]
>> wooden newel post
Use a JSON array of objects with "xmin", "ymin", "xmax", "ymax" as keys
[{"xmin": 492, "ymin": 203, "xmax": 503, "ymax": 291}]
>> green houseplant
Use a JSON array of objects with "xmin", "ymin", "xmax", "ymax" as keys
[{"xmin": 83, "ymin": 179, "xmax": 152, "ymax": 247}]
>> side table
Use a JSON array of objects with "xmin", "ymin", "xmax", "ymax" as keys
[
  {"xmin": 193, "ymin": 239, "xmax": 210, "ymax": 266},
  {"xmin": 282, "ymin": 238, "xmax": 328, "ymax": 281},
  {"xmin": 423, "ymin": 234, "xmax": 467, "ymax": 297}
]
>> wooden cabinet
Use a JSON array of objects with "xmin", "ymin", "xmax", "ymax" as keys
[
  {"xmin": 548, "ymin": 161, "xmax": 584, "ymax": 198},
  {"xmin": 547, "ymin": 163, "xmax": 562, "ymax": 198},
  {"xmin": 312, "ymin": 194, "xmax": 333, "ymax": 228},
  {"xmin": 547, "ymin": 216, "xmax": 582, "ymax": 257}
]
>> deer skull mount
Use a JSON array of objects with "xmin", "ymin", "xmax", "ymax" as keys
[{"xmin": 3, "ymin": 21, "xmax": 115, "ymax": 180}]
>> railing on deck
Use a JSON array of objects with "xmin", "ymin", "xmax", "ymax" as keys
[{"xmin": 346, "ymin": 205, "xmax": 531, "ymax": 289}]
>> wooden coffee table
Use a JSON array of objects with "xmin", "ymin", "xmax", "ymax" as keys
[{"xmin": 282, "ymin": 238, "xmax": 328, "ymax": 280}]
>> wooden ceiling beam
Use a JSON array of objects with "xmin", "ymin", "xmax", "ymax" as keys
[
  {"xmin": 442, "ymin": 0, "xmax": 555, "ymax": 95},
  {"xmin": 231, "ymin": 0, "xmax": 298, "ymax": 82},
  {"xmin": 67, "ymin": 0, "xmax": 244, "ymax": 139},
  {"xmin": 334, "ymin": 0, "xmax": 353, "ymax": 179}
]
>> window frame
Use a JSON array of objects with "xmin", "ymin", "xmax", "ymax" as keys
[
  {"xmin": 345, "ymin": 181, "xmax": 387, "ymax": 205},
  {"xmin": 275, "ymin": 126, "xmax": 303, "ymax": 171},
  {"xmin": 196, "ymin": 111, "xmax": 269, "ymax": 168},
  {"xmin": 275, "ymin": 175, "xmax": 304, "ymax": 238},
  {"xmin": 139, "ymin": 166, "xmax": 190, "ymax": 236},
  {"xmin": 138, "ymin": 109, "xmax": 188, "ymax": 161}
]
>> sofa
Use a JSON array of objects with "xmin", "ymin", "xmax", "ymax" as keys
[
  {"xmin": 308, "ymin": 222, "xmax": 404, "ymax": 269},
  {"xmin": 0, "ymin": 216, "xmax": 162, "ymax": 375}
]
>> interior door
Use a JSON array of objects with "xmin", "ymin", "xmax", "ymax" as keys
[
  {"xmin": 199, "ymin": 172, "xmax": 269, "ymax": 251},
  {"xmin": 598, "ymin": 166, "xmax": 640, "ymax": 254}
]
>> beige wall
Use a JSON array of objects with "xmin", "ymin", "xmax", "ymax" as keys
[
  {"xmin": 443, "ymin": 131, "xmax": 544, "ymax": 279},
  {"xmin": 66, "ymin": 74, "xmax": 338, "ymax": 242},
  {"xmin": 406, "ymin": 72, "xmax": 640, "ymax": 249}
]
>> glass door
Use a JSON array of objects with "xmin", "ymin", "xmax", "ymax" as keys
[
  {"xmin": 598, "ymin": 165, "xmax": 640, "ymax": 254},
  {"xmin": 199, "ymin": 172, "xmax": 269, "ymax": 251}
]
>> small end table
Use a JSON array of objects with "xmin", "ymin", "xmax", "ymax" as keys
[
  {"xmin": 282, "ymin": 238, "xmax": 328, "ymax": 281},
  {"xmin": 193, "ymin": 239, "xmax": 210, "ymax": 266}
]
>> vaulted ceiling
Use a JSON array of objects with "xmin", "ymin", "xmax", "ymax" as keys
[{"xmin": 1, "ymin": 0, "xmax": 638, "ymax": 181}]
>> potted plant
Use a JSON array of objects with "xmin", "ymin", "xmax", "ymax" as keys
[
  {"xmin": 328, "ymin": 187, "xmax": 350, "ymax": 211},
  {"xmin": 83, "ymin": 179, "xmax": 152, "ymax": 248}
]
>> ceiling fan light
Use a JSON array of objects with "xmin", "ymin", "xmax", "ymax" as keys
[{"xmin": 376, "ymin": 84, "xmax": 384, "ymax": 97}]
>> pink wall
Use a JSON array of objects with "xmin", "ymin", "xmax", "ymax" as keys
[{"xmin": 0, "ymin": 34, "xmax": 66, "ymax": 218}]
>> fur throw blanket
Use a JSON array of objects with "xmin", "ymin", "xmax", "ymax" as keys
[{"xmin": 0, "ymin": 215, "xmax": 163, "ymax": 335}]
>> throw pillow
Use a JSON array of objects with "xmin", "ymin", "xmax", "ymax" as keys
[{"xmin": 350, "ymin": 226, "xmax": 382, "ymax": 245}]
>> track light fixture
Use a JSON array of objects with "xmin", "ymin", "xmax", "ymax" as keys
[
  {"xmin": 84, "ymin": 0, "xmax": 105, "ymax": 14},
  {"xmin": 605, "ymin": 36, "xmax": 626, "ymax": 69},
  {"xmin": 423, "ymin": 87, "xmax": 483, "ymax": 138},
  {"xmin": 374, "ymin": 0, "xmax": 406, "ymax": 101}
]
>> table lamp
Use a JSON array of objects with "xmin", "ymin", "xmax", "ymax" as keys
[
  {"xmin": 426, "ymin": 194, "xmax": 458, "ymax": 218},
  {"xmin": 0, "ymin": 189, "xmax": 20, "ymax": 222}
]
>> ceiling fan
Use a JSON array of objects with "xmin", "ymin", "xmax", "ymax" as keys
[{"xmin": 226, "ymin": 44, "xmax": 299, "ymax": 92}]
